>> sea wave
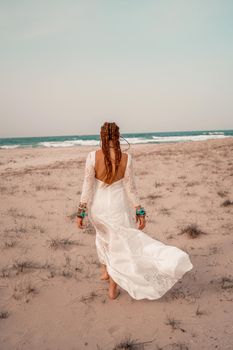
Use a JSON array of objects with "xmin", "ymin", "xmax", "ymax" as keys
[
  {"xmin": 38, "ymin": 140, "xmax": 100, "ymax": 148},
  {"xmin": 35, "ymin": 134, "xmax": 231, "ymax": 147},
  {"xmin": 0, "ymin": 145, "xmax": 20, "ymax": 149},
  {"xmin": 204, "ymin": 131, "xmax": 224, "ymax": 135},
  {"xmin": 152, "ymin": 134, "xmax": 229, "ymax": 143},
  {"xmin": 39, "ymin": 138, "xmax": 157, "ymax": 147}
]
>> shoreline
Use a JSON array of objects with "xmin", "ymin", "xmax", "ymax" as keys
[
  {"xmin": 0, "ymin": 130, "xmax": 232, "ymax": 150},
  {"xmin": 0, "ymin": 137, "xmax": 232, "ymax": 170}
]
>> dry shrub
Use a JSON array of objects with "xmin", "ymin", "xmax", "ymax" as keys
[
  {"xmin": 147, "ymin": 194, "xmax": 162, "ymax": 200},
  {"xmin": 113, "ymin": 335, "xmax": 155, "ymax": 350},
  {"xmin": 2, "ymin": 239, "xmax": 17, "ymax": 249},
  {"xmin": 165, "ymin": 315, "xmax": 186, "ymax": 333},
  {"xmin": 160, "ymin": 207, "xmax": 172, "ymax": 216},
  {"xmin": 0, "ymin": 266, "xmax": 11, "ymax": 278},
  {"xmin": 179, "ymin": 224, "xmax": 207, "ymax": 239},
  {"xmin": 48, "ymin": 254, "xmax": 83, "ymax": 279},
  {"xmin": 6, "ymin": 208, "xmax": 36, "ymax": 219},
  {"xmin": 0, "ymin": 311, "xmax": 9, "ymax": 319},
  {"xmin": 80, "ymin": 291, "xmax": 99, "ymax": 304},
  {"xmin": 31, "ymin": 224, "xmax": 46, "ymax": 233},
  {"xmin": 48, "ymin": 237, "xmax": 84, "ymax": 249},
  {"xmin": 0, "ymin": 259, "xmax": 51, "ymax": 278},
  {"xmin": 217, "ymin": 190, "xmax": 228, "ymax": 198},
  {"xmin": 13, "ymin": 259, "xmax": 48, "ymax": 274},
  {"xmin": 154, "ymin": 181, "xmax": 163, "ymax": 187},
  {"xmin": 221, "ymin": 199, "xmax": 233, "ymax": 207},
  {"xmin": 35, "ymin": 183, "xmax": 60, "ymax": 191},
  {"xmin": 220, "ymin": 277, "xmax": 233, "ymax": 290},
  {"xmin": 0, "ymin": 186, "xmax": 18, "ymax": 195},
  {"xmin": 13, "ymin": 278, "xmax": 37, "ymax": 301},
  {"xmin": 186, "ymin": 181, "xmax": 200, "ymax": 187},
  {"xmin": 195, "ymin": 305, "xmax": 207, "ymax": 317}
]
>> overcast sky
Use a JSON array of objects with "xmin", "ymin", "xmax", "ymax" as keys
[{"xmin": 0, "ymin": 0, "xmax": 232, "ymax": 138}]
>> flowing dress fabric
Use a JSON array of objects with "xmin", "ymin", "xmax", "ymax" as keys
[{"xmin": 80, "ymin": 150, "xmax": 193, "ymax": 300}]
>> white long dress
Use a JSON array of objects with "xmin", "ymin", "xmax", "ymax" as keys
[{"xmin": 79, "ymin": 150, "xmax": 193, "ymax": 300}]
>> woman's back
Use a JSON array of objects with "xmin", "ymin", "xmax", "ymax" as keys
[{"xmin": 94, "ymin": 149, "xmax": 129, "ymax": 184}]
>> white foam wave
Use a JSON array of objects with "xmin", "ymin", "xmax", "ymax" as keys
[
  {"xmin": 39, "ymin": 140, "xmax": 100, "ymax": 147},
  {"xmin": 207, "ymin": 132, "xmax": 224, "ymax": 135},
  {"xmin": 123, "ymin": 137, "xmax": 157, "ymax": 144},
  {"xmin": 38, "ymin": 134, "xmax": 231, "ymax": 147},
  {"xmin": 0, "ymin": 145, "xmax": 20, "ymax": 149},
  {"xmin": 39, "ymin": 138, "xmax": 156, "ymax": 147},
  {"xmin": 152, "ymin": 134, "xmax": 230, "ymax": 143}
]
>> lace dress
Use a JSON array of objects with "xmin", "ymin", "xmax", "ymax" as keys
[{"xmin": 79, "ymin": 150, "xmax": 193, "ymax": 300}]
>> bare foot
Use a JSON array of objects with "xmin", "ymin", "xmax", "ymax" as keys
[{"xmin": 108, "ymin": 278, "xmax": 120, "ymax": 299}]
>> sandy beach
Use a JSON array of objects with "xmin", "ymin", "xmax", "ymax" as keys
[{"xmin": 0, "ymin": 137, "xmax": 233, "ymax": 350}]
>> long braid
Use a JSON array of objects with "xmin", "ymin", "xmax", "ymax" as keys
[{"xmin": 100, "ymin": 122, "xmax": 122, "ymax": 184}]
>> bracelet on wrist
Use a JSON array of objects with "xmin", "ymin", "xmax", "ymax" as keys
[
  {"xmin": 77, "ymin": 211, "xmax": 88, "ymax": 218},
  {"xmin": 77, "ymin": 202, "xmax": 88, "ymax": 219},
  {"xmin": 136, "ymin": 207, "xmax": 146, "ymax": 216}
]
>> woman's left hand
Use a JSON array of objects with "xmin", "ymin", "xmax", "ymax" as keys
[{"xmin": 77, "ymin": 217, "xmax": 85, "ymax": 229}]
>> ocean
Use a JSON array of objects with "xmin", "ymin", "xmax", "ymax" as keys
[{"xmin": 0, "ymin": 129, "xmax": 232, "ymax": 149}]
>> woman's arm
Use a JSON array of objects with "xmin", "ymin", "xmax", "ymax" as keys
[
  {"xmin": 123, "ymin": 153, "xmax": 146, "ymax": 229},
  {"xmin": 123, "ymin": 153, "xmax": 141, "ymax": 209},
  {"xmin": 77, "ymin": 151, "xmax": 95, "ymax": 219}
]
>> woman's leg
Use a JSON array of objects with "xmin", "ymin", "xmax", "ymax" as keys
[
  {"xmin": 100, "ymin": 263, "xmax": 109, "ymax": 280},
  {"xmin": 108, "ymin": 276, "xmax": 120, "ymax": 299}
]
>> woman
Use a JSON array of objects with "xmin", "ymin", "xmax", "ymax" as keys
[{"xmin": 77, "ymin": 122, "xmax": 193, "ymax": 300}]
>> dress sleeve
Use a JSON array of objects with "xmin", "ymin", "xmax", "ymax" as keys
[
  {"xmin": 123, "ymin": 153, "xmax": 141, "ymax": 208},
  {"xmin": 79, "ymin": 151, "xmax": 95, "ymax": 210}
]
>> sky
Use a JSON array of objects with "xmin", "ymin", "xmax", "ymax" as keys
[{"xmin": 0, "ymin": 0, "xmax": 233, "ymax": 138}]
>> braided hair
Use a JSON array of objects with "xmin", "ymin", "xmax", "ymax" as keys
[{"xmin": 100, "ymin": 122, "xmax": 122, "ymax": 184}]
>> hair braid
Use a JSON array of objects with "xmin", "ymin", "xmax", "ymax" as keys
[{"xmin": 100, "ymin": 122, "xmax": 122, "ymax": 184}]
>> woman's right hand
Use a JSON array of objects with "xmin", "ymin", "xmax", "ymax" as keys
[{"xmin": 136, "ymin": 215, "xmax": 146, "ymax": 230}]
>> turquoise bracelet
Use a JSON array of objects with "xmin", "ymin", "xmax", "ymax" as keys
[
  {"xmin": 77, "ymin": 211, "xmax": 88, "ymax": 218},
  {"xmin": 136, "ymin": 207, "xmax": 146, "ymax": 215}
]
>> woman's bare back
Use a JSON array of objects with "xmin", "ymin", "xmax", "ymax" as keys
[{"xmin": 94, "ymin": 149, "xmax": 128, "ymax": 184}]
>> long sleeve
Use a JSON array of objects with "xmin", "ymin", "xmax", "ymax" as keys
[
  {"xmin": 123, "ymin": 153, "xmax": 141, "ymax": 208},
  {"xmin": 79, "ymin": 151, "xmax": 95, "ymax": 210}
]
